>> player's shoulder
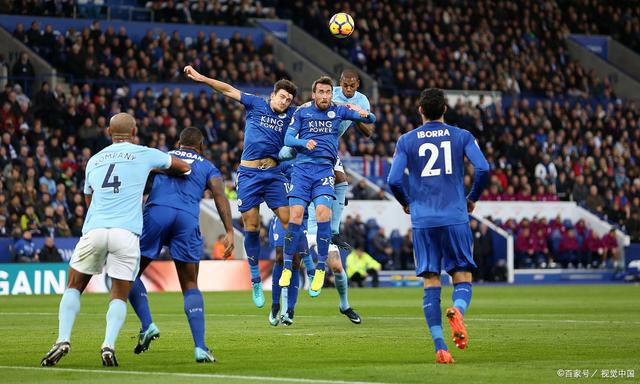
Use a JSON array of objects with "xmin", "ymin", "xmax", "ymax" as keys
[{"xmin": 354, "ymin": 90, "xmax": 370, "ymax": 102}]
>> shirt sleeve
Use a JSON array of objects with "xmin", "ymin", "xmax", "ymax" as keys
[
  {"xmin": 147, "ymin": 147, "xmax": 172, "ymax": 170},
  {"xmin": 208, "ymin": 162, "xmax": 222, "ymax": 180},
  {"xmin": 83, "ymin": 166, "xmax": 93, "ymax": 195},
  {"xmin": 337, "ymin": 105, "xmax": 376, "ymax": 124},
  {"xmin": 285, "ymin": 108, "xmax": 308, "ymax": 148},
  {"xmin": 240, "ymin": 92, "xmax": 261, "ymax": 110},
  {"xmin": 463, "ymin": 131, "xmax": 490, "ymax": 202},
  {"xmin": 387, "ymin": 136, "xmax": 409, "ymax": 207}
]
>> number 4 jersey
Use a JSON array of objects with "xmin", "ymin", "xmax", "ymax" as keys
[
  {"xmin": 387, "ymin": 121, "xmax": 489, "ymax": 229},
  {"xmin": 83, "ymin": 142, "xmax": 172, "ymax": 236}
]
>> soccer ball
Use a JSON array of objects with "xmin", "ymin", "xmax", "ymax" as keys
[{"xmin": 329, "ymin": 12, "xmax": 355, "ymax": 39}]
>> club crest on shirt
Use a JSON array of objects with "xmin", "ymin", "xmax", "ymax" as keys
[
  {"xmin": 327, "ymin": 111, "xmax": 336, "ymax": 118},
  {"xmin": 237, "ymin": 199, "xmax": 242, "ymax": 207},
  {"xmin": 278, "ymin": 113, "xmax": 287, "ymax": 118}
]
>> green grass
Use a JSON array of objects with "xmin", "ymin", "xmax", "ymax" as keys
[{"xmin": 1, "ymin": 285, "xmax": 639, "ymax": 383}]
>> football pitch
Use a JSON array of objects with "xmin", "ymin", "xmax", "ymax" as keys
[{"xmin": 1, "ymin": 285, "xmax": 638, "ymax": 383}]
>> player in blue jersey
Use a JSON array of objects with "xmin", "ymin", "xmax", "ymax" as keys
[
  {"xmin": 387, "ymin": 89, "xmax": 489, "ymax": 364},
  {"xmin": 41, "ymin": 113, "xmax": 190, "ymax": 367},
  {"xmin": 184, "ymin": 65, "xmax": 297, "ymax": 308},
  {"xmin": 330, "ymin": 69, "xmax": 374, "ymax": 250},
  {"xmin": 279, "ymin": 76, "xmax": 376, "ymax": 296},
  {"xmin": 127, "ymin": 127, "xmax": 235, "ymax": 363}
]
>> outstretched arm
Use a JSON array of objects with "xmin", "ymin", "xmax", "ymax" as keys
[
  {"xmin": 464, "ymin": 134, "xmax": 490, "ymax": 206},
  {"xmin": 184, "ymin": 65, "xmax": 241, "ymax": 102},
  {"xmin": 208, "ymin": 176, "xmax": 235, "ymax": 258}
]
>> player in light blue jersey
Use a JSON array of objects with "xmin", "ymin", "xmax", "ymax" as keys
[
  {"xmin": 41, "ymin": 113, "xmax": 190, "ymax": 368},
  {"xmin": 184, "ymin": 65, "xmax": 297, "ymax": 309},
  {"xmin": 387, "ymin": 89, "xmax": 489, "ymax": 364},
  {"xmin": 280, "ymin": 76, "xmax": 375, "ymax": 296},
  {"xmin": 128, "ymin": 127, "xmax": 235, "ymax": 363},
  {"xmin": 330, "ymin": 69, "xmax": 374, "ymax": 250}
]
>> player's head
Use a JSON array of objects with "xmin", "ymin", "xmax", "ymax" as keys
[
  {"xmin": 312, "ymin": 76, "xmax": 334, "ymax": 110},
  {"xmin": 339, "ymin": 69, "xmax": 359, "ymax": 98},
  {"xmin": 108, "ymin": 112, "xmax": 137, "ymax": 142},
  {"xmin": 270, "ymin": 79, "xmax": 297, "ymax": 114},
  {"xmin": 418, "ymin": 88, "xmax": 447, "ymax": 122},
  {"xmin": 178, "ymin": 126, "xmax": 204, "ymax": 153}
]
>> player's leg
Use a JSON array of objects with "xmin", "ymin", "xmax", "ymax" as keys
[
  {"xmin": 280, "ymin": 201, "xmax": 306, "ymax": 287},
  {"xmin": 42, "ymin": 229, "xmax": 106, "ymax": 367},
  {"xmin": 281, "ymin": 253, "xmax": 301, "ymax": 326},
  {"xmin": 241, "ymin": 207, "xmax": 265, "ymax": 307},
  {"xmin": 100, "ymin": 228, "xmax": 143, "ymax": 367},
  {"xmin": 442, "ymin": 223, "xmax": 477, "ymax": 351},
  {"xmin": 414, "ymin": 227, "xmax": 454, "ymax": 364},
  {"xmin": 327, "ymin": 247, "xmax": 361, "ymax": 324},
  {"xmin": 130, "ymin": 256, "xmax": 160, "ymax": 354},
  {"xmin": 270, "ymin": 246, "xmax": 284, "ymax": 326},
  {"xmin": 310, "ymin": 195, "xmax": 333, "ymax": 295},
  {"xmin": 330, "ymin": 161, "xmax": 351, "ymax": 249}
]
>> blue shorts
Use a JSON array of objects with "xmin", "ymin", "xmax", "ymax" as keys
[
  {"xmin": 268, "ymin": 215, "xmax": 309, "ymax": 253},
  {"xmin": 413, "ymin": 223, "xmax": 476, "ymax": 276},
  {"xmin": 288, "ymin": 162, "xmax": 336, "ymax": 203},
  {"xmin": 236, "ymin": 165, "xmax": 288, "ymax": 213},
  {"xmin": 140, "ymin": 205, "xmax": 202, "ymax": 263}
]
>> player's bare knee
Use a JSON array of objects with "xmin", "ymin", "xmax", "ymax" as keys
[
  {"xmin": 328, "ymin": 252, "xmax": 343, "ymax": 272},
  {"xmin": 422, "ymin": 273, "xmax": 441, "ymax": 288},
  {"xmin": 290, "ymin": 206, "xmax": 305, "ymax": 224},
  {"xmin": 241, "ymin": 209, "xmax": 260, "ymax": 231},
  {"xmin": 335, "ymin": 170, "xmax": 346, "ymax": 184},
  {"xmin": 452, "ymin": 271, "xmax": 473, "ymax": 284},
  {"xmin": 275, "ymin": 247, "xmax": 284, "ymax": 264},
  {"xmin": 316, "ymin": 206, "xmax": 332, "ymax": 222}
]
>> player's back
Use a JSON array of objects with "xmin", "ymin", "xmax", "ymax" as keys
[
  {"xmin": 146, "ymin": 149, "xmax": 221, "ymax": 219},
  {"xmin": 83, "ymin": 142, "xmax": 171, "ymax": 235},
  {"xmin": 399, "ymin": 121, "xmax": 474, "ymax": 228}
]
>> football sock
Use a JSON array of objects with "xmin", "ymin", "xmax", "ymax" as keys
[
  {"xmin": 103, "ymin": 299, "xmax": 127, "ymax": 349},
  {"xmin": 331, "ymin": 182, "xmax": 349, "ymax": 234},
  {"xmin": 272, "ymin": 263, "xmax": 283, "ymax": 304},
  {"xmin": 302, "ymin": 252, "xmax": 315, "ymax": 281},
  {"xmin": 244, "ymin": 231, "xmax": 261, "ymax": 283},
  {"xmin": 335, "ymin": 269, "xmax": 350, "ymax": 311},
  {"xmin": 316, "ymin": 221, "xmax": 331, "ymax": 268},
  {"xmin": 284, "ymin": 223, "xmax": 302, "ymax": 270},
  {"xmin": 288, "ymin": 267, "xmax": 300, "ymax": 311},
  {"xmin": 423, "ymin": 287, "xmax": 448, "ymax": 352},
  {"xmin": 129, "ymin": 278, "xmax": 152, "ymax": 332},
  {"xmin": 183, "ymin": 288, "xmax": 206, "ymax": 350},
  {"xmin": 452, "ymin": 282, "xmax": 472, "ymax": 316},
  {"xmin": 57, "ymin": 288, "xmax": 80, "ymax": 343}
]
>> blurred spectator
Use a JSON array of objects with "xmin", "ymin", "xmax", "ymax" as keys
[
  {"xmin": 535, "ymin": 154, "xmax": 558, "ymax": 186},
  {"xmin": 559, "ymin": 229, "xmax": 580, "ymax": 268},
  {"xmin": 38, "ymin": 236, "xmax": 62, "ymax": 262},
  {"xmin": 585, "ymin": 186, "xmax": 606, "ymax": 214},
  {"xmin": 371, "ymin": 227, "xmax": 393, "ymax": 267},
  {"xmin": 601, "ymin": 229, "xmax": 620, "ymax": 269},
  {"xmin": 351, "ymin": 180, "xmax": 374, "ymax": 200},
  {"xmin": 471, "ymin": 221, "xmax": 494, "ymax": 280},
  {"xmin": 212, "ymin": 233, "xmax": 227, "ymax": 260},
  {"xmin": 345, "ymin": 246, "xmax": 381, "ymax": 288},
  {"xmin": 399, "ymin": 228, "xmax": 414, "ymax": 270},
  {"xmin": 582, "ymin": 230, "xmax": 604, "ymax": 268},
  {"xmin": 515, "ymin": 227, "xmax": 536, "ymax": 269},
  {"xmin": 14, "ymin": 230, "xmax": 37, "ymax": 262},
  {"xmin": 342, "ymin": 215, "xmax": 366, "ymax": 249},
  {"xmin": 0, "ymin": 215, "xmax": 9, "ymax": 236},
  {"xmin": 11, "ymin": 52, "xmax": 34, "ymax": 93}
]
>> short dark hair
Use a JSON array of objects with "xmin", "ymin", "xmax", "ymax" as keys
[
  {"xmin": 419, "ymin": 88, "xmax": 446, "ymax": 120},
  {"xmin": 273, "ymin": 79, "xmax": 297, "ymax": 98},
  {"xmin": 340, "ymin": 68, "xmax": 359, "ymax": 81},
  {"xmin": 312, "ymin": 76, "xmax": 334, "ymax": 92},
  {"xmin": 179, "ymin": 127, "xmax": 203, "ymax": 147}
]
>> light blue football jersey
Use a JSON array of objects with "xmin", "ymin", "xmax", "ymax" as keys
[
  {"xmin": 82, "ymin": 142, "xmax": 172, "ymax": 235},
  {"xmin": 332, "ymin": 86, "xmax": 371, "ymax": 136}
]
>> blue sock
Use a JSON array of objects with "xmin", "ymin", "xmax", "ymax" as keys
[
  {"xmin": 244, "ymin": 231, "xmax": 260, "ymax": 283},
  {"xmin": 272, "ymin": 263, "xmax": 283, "ymax": 304},
  {"xmin": 284, "ymin": 223, "xmax": 302, "ymax": 270},
  {"xmin": 302, "ymin": 252, "xmax": 315, "ymax": 280},
  {"xmin": 423, "ymin": 287, "xmax": 448, "ymax": 352},
  {"xmin": 57, "ymin": 288, "xmax": 80, "ymax": 343},
  {"xmin": 183, "ymin": 288, "xmax": 206, "ymax": 350},
  {"xmin": 331, "ymin": 182, "xmax": 348, "ymax": 234},
  {"xmin": 335, "ymin": 269, "xmax": 350, "ymax": 310},
  {"xmin": 288, "ymin": 267, "xmax": 300, "ymax": 311},
  {"xmin": 452, "ymin": 282, "xmax": 472, "ymax": 316},
  {"xmin": 128, "ymin": 278, "xmax": 152, "ymax": 332},
  {"xmin": 316, "ymin": 221, "xmax": 331, "ymax": 268},
  {"xmin": 103, "ymin": 299, "xmax": 127, "ymax": 349}
]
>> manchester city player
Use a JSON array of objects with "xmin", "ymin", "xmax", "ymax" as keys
[
  {"xmin": 330, "ymin": 69, "xmax": 374, "ymax": 250},
  {"xmin": 184, "ymin": 65, "xmax": 297, "ymax": 308},
  {"xmin": 41, "ymin": 113, "xmax": 190, "ymax": 367},
  {"xmin": 128, "ymin": 127, "xmax": 235, "ymax": 363},
  {"xmin": 387, "ymin": 88, "xmax": 489, "ymax": 364},
  {"xmin": 280, "ymin": 76, "xmax": 375, "ymax": 296}
]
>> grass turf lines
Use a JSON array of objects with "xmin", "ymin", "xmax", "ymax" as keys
[{"xmin": 1, "ymin": 285, "xmax": 638, "ymax": 383}]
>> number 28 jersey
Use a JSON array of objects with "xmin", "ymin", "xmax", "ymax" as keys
[{"xmin": 82, "ymin": 142, "xmax": 172, "ymax": 236}]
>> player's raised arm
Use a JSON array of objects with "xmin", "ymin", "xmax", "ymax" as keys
[
  {"xmin": 340, "ymin": 104, "xmax": 376, "ymax": 124},
  {"xmin": 208, "ymin": 176, "xmax": 235, "ymax": 258},
  {"xmin": 387, "ymin": 137, "xmax": 410, "ymax": 210},
  {"xmin": 184, "ymin": 65, "xmax": 241, "ymax": 102},
  {"xmin": 285, "ymin": 109, "xmax": 316, "ymax": 150},
  {"xmin": 463, "ymin": 132, "xmax": 490, "ymax": 206}
]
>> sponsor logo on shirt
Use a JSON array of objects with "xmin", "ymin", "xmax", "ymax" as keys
[
  {"xmin": 308, "ymin": 120, "xmax": 333, "ymax": 133},
  {"xmin": 260, "ymin": 116, "xmax": 286, "ymax": 132}
]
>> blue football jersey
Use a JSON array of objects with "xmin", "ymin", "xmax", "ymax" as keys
[
  {"xmin": 286, "ymin": 103, "xmax": 374, "ymax": 166},
  {"xmin": 83, "ymin": 142, "xmax": 172, "ymax": 235},
  {"xmin": 332, "ymin": 86, "xmax": 371, "ymax": 136},
  {"xmin": 240, "ymin": 93, "xmax": 296, "ymax": 161},
  {"xmin": 387, "ymin": 122, "xmax": 489, "ymax": 229},
  {"xmin": 146, "ymin": 149, "xmax": 221, "ymax": 219}
]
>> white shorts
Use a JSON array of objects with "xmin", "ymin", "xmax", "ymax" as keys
[
  {"xmin": 306, "ymin": 234, "xmax": 339, "ymax": 254},
  {"xmin": 69, "ymin": 228, "xmax": 141, "ymax": 281},
  {"xmin": 334, "ymin": 157, "xmax": 344, "ymax": 173}
]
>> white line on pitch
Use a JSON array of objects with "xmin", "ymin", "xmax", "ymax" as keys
[
  {"xmin": 0, "ymin": 365, "xmax": 389, "ymax": 384},
  {"xmin": 1, "ymin": 312, "xmax": 639, "ymax": 325}
]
